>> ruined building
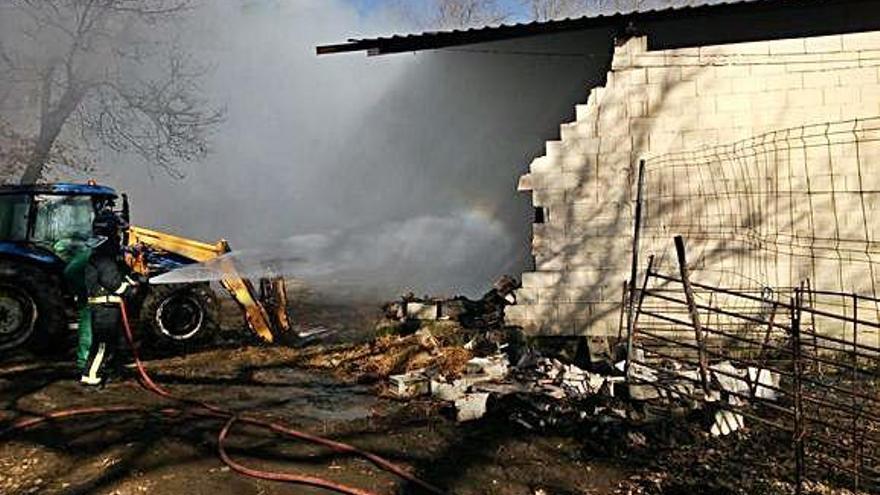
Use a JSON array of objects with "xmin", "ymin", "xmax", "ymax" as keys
[{"xmin": 322, "ymin": 0, "xmax": 880, "ymax": 343}]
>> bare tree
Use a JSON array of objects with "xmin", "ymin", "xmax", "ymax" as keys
[
  {"xmin": 0, "ymin": 120, "xmax": 29, "ymax": 183},
  {"xmin": 0, "ymin": 0, "xmax": 223, "ymax": 185},
  {"xmin": 426, "ymin": 0, "xmax": 510, "ymax": 30},
  {"xmin": 525, "ymin": 0, "xmax": 590, "ymax": 21},
  {"xmin": 525, "ymin": 0, "xmax": 686, "ymax": 20}
]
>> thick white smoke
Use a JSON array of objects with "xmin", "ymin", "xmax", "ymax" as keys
[
  {"xmin": 150, "ymin": 210, "xmax": 517, "ymax": 298},
  {"xmin": 63, "ymin": 0, "xmax": 608, "ymax": 299},
  {"xmin": 100, "ymin": 0, "xmax": 542, "ymax": 298}
]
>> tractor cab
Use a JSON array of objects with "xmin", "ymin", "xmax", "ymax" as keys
[
  {"xmin": 0, "ymin": 183, "xmax": 132, "ymax": 351},
  {"xmin": 0, "ymin": 183, "xmax": 124, "ymax": 267}
]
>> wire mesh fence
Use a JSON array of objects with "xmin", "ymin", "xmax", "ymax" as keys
[
  {"xmin": 637, "ymin": 117, "xmax": 880, "ymax": 351},
  {"xmin": 624, "ymin": 117, "xmax": 880, "ymax": 492}
]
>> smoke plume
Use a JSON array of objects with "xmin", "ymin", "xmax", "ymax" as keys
[{"xmin": 91, "ymin": 0, "xmax": 605, "ymax": 298}]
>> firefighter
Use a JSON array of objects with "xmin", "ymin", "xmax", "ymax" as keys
[{"xmin": 79, "ymin": 207, "xmax": 138, "ymax": 387}]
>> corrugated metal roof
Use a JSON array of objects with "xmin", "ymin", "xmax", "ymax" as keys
[{"xmin": 316, "ymin": 0, "xmax": 864, "ymax": 56}]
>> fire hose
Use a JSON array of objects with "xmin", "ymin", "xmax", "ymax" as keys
[{"xmin": 1, "ymin": 301, "xmax": 444, "ymax": 495}]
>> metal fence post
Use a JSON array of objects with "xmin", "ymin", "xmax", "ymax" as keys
[
  {"xmin": 792, "ymin": 289, "xmax": 805, "ymax": 495},
  {"xmin": 625, "ymin": 159, "xmax": 647, "ymax": 379},
  {"xmin": 852, "ymin": 292, "xmax": 861, "ymax": 492},
  {"xmin": 674, "ymin": 235, "xmax": 710, "ymax": 395}
]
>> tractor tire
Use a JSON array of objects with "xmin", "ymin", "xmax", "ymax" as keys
[
  {"xmin": 0, "ymin": 260, "xmax": 68, "ymax": 354},
  {"xmin": 137, "ymin": 283, "xmax": 219, "ymax": 349}
]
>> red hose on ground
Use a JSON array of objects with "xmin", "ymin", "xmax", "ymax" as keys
[
  {"xmin": 0, "ymin": 301, "xmax": 443, "ymax": 495},
  {"xmin": 218, "ymin": 415, "xmax": 376, "ymax": 495}
]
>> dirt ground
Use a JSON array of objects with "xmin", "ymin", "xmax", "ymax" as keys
[
  {"xmin": 1, "ymin": 293, "xmax": 866, "ymax": 495},
  {"xmin": 0, "ymin": 343, "xmax": 635, "ymax": 495}
]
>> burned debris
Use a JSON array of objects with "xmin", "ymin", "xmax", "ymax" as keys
[
  {"xmin": 370, "ymin": 274, "xmax": 784, "ymax": 439},
  {"xmin": 382, "ymin": 275, "xmax": 520, "ymax": 331}
]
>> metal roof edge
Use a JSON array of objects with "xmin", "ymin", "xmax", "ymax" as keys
[{"xmin": 315, "ymin": 0, "xmax": 864, "ymax": 56}]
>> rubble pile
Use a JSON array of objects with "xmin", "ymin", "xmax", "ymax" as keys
[
  {"xmin": 298, "ymin": 323, "xmax": 477, "ymax": 381},
  {"xmin": 381, "ymin": 275, "xmax": 520, "ymax": 333},
  {"xmin": 300, "ymin": 274, "xmax": 783, "ymax": 443},
  {"xmin": 296, "ymin": 277, "xmax": 524, "ymax": 388},
  {"xmin": 383, "ymin": 335, "xmax": 783, "ymax": 439}
]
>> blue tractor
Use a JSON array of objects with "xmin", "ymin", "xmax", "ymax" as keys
[{"xmin": 0, "ymin": 183, "xmax": 289, "ymax": 353}]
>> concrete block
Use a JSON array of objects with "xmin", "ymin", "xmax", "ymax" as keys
[
  {"xmin": 597, "ymin": 119, "xmax": 631, "ymax": 138},
  {"xmin": 764, "ymin": 73, "xmax": 803, "ymax": 91},
  {"xmin": 588, "ymin": 87, "xmax": 606, "ymax": 107},
  {"xmin": 663, "ymin": 47, "xmax": 700, "ymax": 62},
  {"xmin": 523, "ymin": 271, "xmax": 563, "ymax": 288},
  {"xmin": 556, "ymin": 303, "xmax": 591, "ymax": 321},
  {"xmin": 714, "ymin": 64, "xmax": 751, "ymax": 79},
  {"xmin": 628, "ymin": 97, "xmax": 648, "ymax": 117},
  {"xmin": 626, "ymin": 68, "xmax": 648, "ymax": 85},
  {"xmin": 729, "ymin": 77, "xmax": 765, "ymax": 93},
  {"xmin": 573, "ymin": 137, "xmax": 601, "ymax": 155},
  {"xmin": 611, "ymin": 52, "xmax": 632, "ymax": 71},
  {"xmin": 598, "ymin": 104, "xmax": 628, "ymax": 129},
  {"xmin": 515, "ymin": 287, "xmax": 540, "ymax": 305},
  {"xmin": 710, "ymin": 410, "xmax": 745, "ymax": 437},
  {"xmin": 823, "ymin": 87, "xmax": 861, "ymax": 105},
  {"xmin": 545, "ymin": 140, "xmax": 564, "ymax": 158},
  {"xmin": 464, "ymin": 355, "xmax": 509, "ymax": 380},
  {"xmin": 860, "ymin": 84, "xmax": 880, "ymax": 103},
  {"xmin": 701, "ymin": 41, "xmax": 768, "ymax": 56},
  {"xmin": 647, "ymin": 66, "xmax": 681, "ymax": 84},
  {"xmin": 647, "ymin": 131, "xmax": 684, "ymax": 153},
  {"xmin": 559, "ymin": 122, "xmax": 578, "ymax": 142},
  {"xmin": 667, "ymin": 80, "xmax": 699, "ymax": 102},
  {"xmin": 750, "ymin": 63, "xmax": 787, "ymax": 76},
  {"xmin": 786, "ymin": 88, "xmax": 823, "ymax": 107},
  {"xmin": 431, "ymin": 379, "xmax": 465, "ymax": 402},
  {"xmin": 561, "ymin": 154, "xmax": 591, "ymax": 172},
  {"xmin": 565, "ymin": 269, "xmax": 620, "ymax": 287},
  {"xmin": 599, "ymin": 135, "xmax": 632, "ymax": 155},
  {"xmin": 842, "ymin": 31, "xmax": 880, "ymax": 51},
  {"xmin": 512, "ymin": 318, "xmax": 540, "ymax": 334},
  {"xmin": 538, "ymin": 317, "xmax": 576, "ymax": 336},
  {"xmin": 839, "ymin": 67, "xmax": 878, "ymax": 85},
  {"xmin": 575, "ymin": 104, "xmax": 597, "ymax": 122},
  {"xmin": 389, "ymin": 370, "xmax": 430, "ymax": 398},
  {"xmin": 698, "ymin": 111, "xmax": 735, "ymax": 130},
  {"xmin": 504, "ymin": 304, "xmax": 530, "ymax": 322},
  {"xmin": 558, "ymin": 286, "xmax": 607, "ymax": 304},
  {"xmin": 529, "ymin": 156, "xmax": 557, "ymax": 174},
  {"xmin": 724, "ymin": 40, "xmax": 772, "ymax": 56},
  {"xmin": 530, "ymin": 171, "xmax": 582, "ymax": 190},
  {"xmin": 535, "ymin": 256, "xmax": 565, "ymax": 271},
  {"xmin": 769, "ymin": 38, "xmax": 806, "ymax": 55},
  {"xmin": 716, "ymin": 93, "xmax": 752, "ymax": 113},
  {"xmin": 805, "ymin": 35, "xmax": 843, "ymax": 53},
  {"xmin": 749, "ymin": 89, "xmax": 788, "ymax": 110},
  {"xmin": 691, "ymin": 69, "xmax": 722, "ymax": 94},
  {"xmin": 566, "ymin": 201, "xmax": 620, "ymax": 220},
  {"xmin": 406, "ymin": 302, "xmax": 440, "ymax": 320},
  {"xmin": 802, "ymin": 71, "xmax": 839, "ymax": 89}
]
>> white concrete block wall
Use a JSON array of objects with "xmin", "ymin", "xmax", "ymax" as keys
[{"xmin": 511, "ymin": 31, "xmax": 880, "ymax": 342}]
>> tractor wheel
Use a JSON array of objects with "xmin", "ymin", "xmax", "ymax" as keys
[
  {"xmin": 0, "ymin": 260, "xmax": 67, "ymax": 353},
  {"xmin": 137, "ymin": 283, "xmax": 218, "ymax": 348}
]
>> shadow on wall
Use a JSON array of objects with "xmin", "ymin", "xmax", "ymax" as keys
[{"xmin": 532, "ymin": 49, "xmax": 804, "ymax": 335}]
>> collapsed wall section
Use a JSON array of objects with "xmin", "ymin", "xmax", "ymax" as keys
[{"xmin": 508, "ymin": 32, "xmax": 880, "ymax": 339}]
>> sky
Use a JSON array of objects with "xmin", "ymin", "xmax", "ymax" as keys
[{"xmin": 346, "ymin": 0, "xmax": 537, "ymax": 24}]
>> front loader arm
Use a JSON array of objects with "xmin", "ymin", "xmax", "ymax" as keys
[{"xmin": 126, "ymin": 226, "xmax": 289, "ymax": 343}]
